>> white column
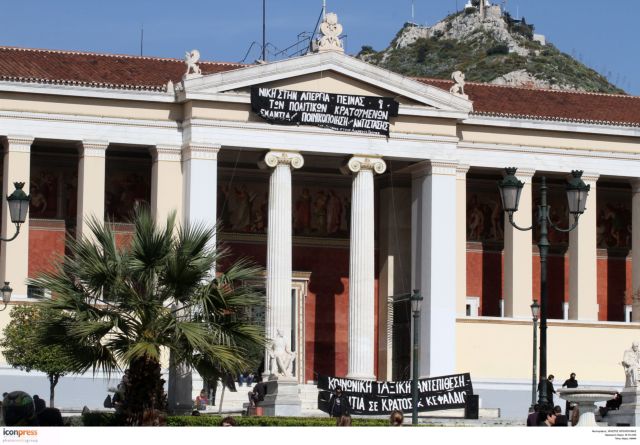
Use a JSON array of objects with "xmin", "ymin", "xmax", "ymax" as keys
[
  {"xmin": 0, "ymin": 136, "xmax": 33, "ymax": 297},
  {"xmin": 632, "ymin": 180, "xmax": 640, "ymax": 322},
  {"xmin": 262, "ymin": 151, "xmax": 304, "ymax": 377},
  {"xmin": 569, "ymin": 173, "xmax": 599, "ymax": 320},
  {"xmin": 345, "ymin": 156, "xmax": 386, "ymax": 380},
  {"xmin": 182, "ymin": 142, "xmax": 220, "ymax": 243},
  {"xmin": 411, "ymin": 160, "xmax": 457, "ymax": 377},
  {"xmin": 456, "ymin": 165, "xmax": 469, "ymax": 317},
  {"xmin": 151, "ymin": 145, "xmax": 183, "ymax": 225},
  {"xmin": 76, "ymin": 140, "xmax": 108, "ymax": 240},
  {"xmin": 503, "ymin": 168, "xmax": 535, "ymax": 318}
]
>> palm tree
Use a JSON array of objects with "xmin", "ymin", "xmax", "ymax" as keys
[{"xmin": 31, "ymin": 207, "xmax": 264, "ymax": 425}]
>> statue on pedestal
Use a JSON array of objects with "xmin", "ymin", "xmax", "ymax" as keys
[
  {"xmin": 269, "ymin": 329, "xmax": 294, "ymax": 378},
  {"xmin": 622, "ymin": 341, "xmax": 640, "ymax": 387}
]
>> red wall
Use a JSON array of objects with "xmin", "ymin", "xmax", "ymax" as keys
[
  {"xmin": 597, "ymin": 253, "xmax": 632, "ymax": 322},
  {"xmin": 222, "ymin": 240, "xmax": 377, "ymax": 382},
  {"xmin": 28, "ymin": 219, "xmax": 66, "ymax": 278}
]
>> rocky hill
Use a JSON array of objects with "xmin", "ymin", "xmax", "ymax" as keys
[{"xmin": 358, "ymin": 3, "xmax": 622, "ymax": 93}]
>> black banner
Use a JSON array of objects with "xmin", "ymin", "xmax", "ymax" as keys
[
  {"xmin": 316, "ymin": 373, "xmax": 473, "ymax": 415},
  {"xmin": 251, "ymin": 87, "xmax": 399, "ymax": 136}
]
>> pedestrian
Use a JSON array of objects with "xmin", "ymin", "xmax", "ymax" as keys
[
  {"xmin": 32, "ymin": 395, "xmax": 46, "ymax": 414},
  {"xmin": 526, "ymin": 404, "xmax": 540, "ymax": 426},
  {"xmin": 221, "ymin": 416, "xmax": 237, "ymax": 426},
  {"xmin": 389, "ymin": 409, "xmax": 404, "ymax": 426},
  {"xmin": 336, "ymin": 414, "xmax": 352, "ymax": 426},
  {"xmin": 561, "ymin": 372, "xmax": 578, "ymax": 414},
  {"xmin": 537, "ymin": 374, "xmax": 556, "ymax": 406},
  {"xmin": 328, "ymin": 387, "xmax": 350, "ymax": 418},
  {"xmin": 538, "ymin": 409, "xmax": 557, "ymax": 426},
  {"xmin": 195, "ymin": 389, "xmax": 208, "ymax": 410},
  {"xmin": 552, "ymin": 405, "xmax": 568, "ymax": 426},
  {"xmin": 599, "ymin": 392, "xmax": 622, "ymax": 418},
  {"xmin": 248, "ymin": 378, "xmax": 266, "ymax": 407},
  {"xmin": 2, "ymin": 391, "xmax": 38, "ymax": 426}
]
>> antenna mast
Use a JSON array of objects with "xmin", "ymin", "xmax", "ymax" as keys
[
  {"xmin": 323, "ymin": 0, "xmax": 326, "ymax": 19},
  {"xmin": 412, "ymin": 0, "xmax": 415, "ymax": 22},
  {"xmin": 262, "ymin": 0, "xmax": 267, "ymax": 62},
  {"xmin": 140, "ymin": 25, "xmax": 144, "ymax": 56}
]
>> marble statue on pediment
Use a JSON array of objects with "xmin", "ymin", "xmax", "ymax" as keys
[
  {"xmin": 316, "ymin": 12, "xmax": 344, "ymax": 53},
  {"xmin": 450, "ymin": 71, "xmax": 469, "ymax": 99},
  {"xmin": 269, "ymin": 329, "xmax": 294, "ymax": 377},
  {"xmin": 183, "ymin": 49, "xmax": 202, "ymax": 80}
]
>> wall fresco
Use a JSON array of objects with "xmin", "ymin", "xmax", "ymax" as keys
[
  {"xmin": 218, "ymin": 179, "xmax": 351, "ymax": 238},
  {"xmin": 105, "ymin": 159, "xmax": 151, "ymax": 222},
  {"xmin": 597, "ymin": 187, "xmax": 631, "ymax": 249},
  {"xmin": 466, "ymin": 180, "xmax": 504, "ymax": 242},
  {"xmin": 29, "ymin": 162, "xmax": 77, "ymax": 223}
]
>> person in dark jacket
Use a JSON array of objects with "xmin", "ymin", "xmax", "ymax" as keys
[
  {"xmin": 526, "ymin": 404, "xmax": 540, "ymax": 426},
  {"xmin": 328, "ymin": 387, "xmax": 351, "ymax": 418},
  {"xmin": 552, "ymin": 405, "xmax": 568, "ymax": 426},
  {"xmin": 248, "ymin": 379, "xmax": 266, "ymax": 407},
  {"xmin": 537, "ymin": 374, "xmax": 556, "ymax": 407},
  {"xmin": 561, "ymin": 372, "xmax": 578, "ymax": 414}
]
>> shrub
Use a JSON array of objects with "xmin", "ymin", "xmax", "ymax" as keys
[
  {"xmin": 82, "ymin": 412, "xmax": 120, "ymax": 426},
  {"xmin": 167, "ymin": 416, "xmax": 391, "ymax": 427},
  {"xmin": 486, "ymin": 45, "xmax": 509, "ymax": 56}
]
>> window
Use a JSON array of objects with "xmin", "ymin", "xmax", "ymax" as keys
[{"xmin": 27, "ymin": 285, "xmax": 51, "ymax": 299}]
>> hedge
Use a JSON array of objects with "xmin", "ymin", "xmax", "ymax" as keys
[{"xmin": 80, "ymin": 413, "xmax": 391, "ymax": 427}]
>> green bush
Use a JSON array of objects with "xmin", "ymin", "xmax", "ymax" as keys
[
  {"xmin": 80, "ymin": 412, "xmax": 391, "ymax": 427},
  {"xmin": 82, "ymin": 412, "xmax": 120, "ymax": 426},
  {"xmin": 486, "ymin": 45, "xmax": 509, "ymax": 56},
  {"xmin": 168, "ymin": 416, "xmax": 391, "ymax": 427}
]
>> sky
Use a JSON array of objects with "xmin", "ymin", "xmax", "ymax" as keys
[{"xmin": 1, "ymin": 0, "xmax": 639, "ymax": 94}]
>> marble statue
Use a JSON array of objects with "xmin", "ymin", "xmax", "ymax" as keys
[
  {"xmin": 622, "ymin": 341, "xmax": 640, "ymax": 387},
  {"xmin": 184, "ymin": 49, "xmax": 202, "ymax": 79},
  {"xmin": 270, "ymin": 329, "xmax": 294, "ymax": 377},
  {"xmin": 317, "ymin": 12, "xmax": 344, "ymax": 53},
  {"xmin": 450, "ymin": 71, "xmax": 469, "ymax": 99}
]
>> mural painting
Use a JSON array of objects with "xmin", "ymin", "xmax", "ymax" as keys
[
  {"xmin": 218, "ymin": 178, "xmax": 351, "ymax": 238},
  {"xmin": 532, "ymin": 183, "xmax": 569, "ymax": 245},
  {"xmin": 466, "ymin": 180, "xmax": 504, "ymax": 243},
  {"xmin": 105, "ymin": 159, "xmax": 151, "ymax": 222},
  {"xmin": 597, "ymin": 187, "xmax": 631, "ymax": 249},
  {"xmin": 29, "ymin": 163, "xmax": 78, "ymax": 223}
]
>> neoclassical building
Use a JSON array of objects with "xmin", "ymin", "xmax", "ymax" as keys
[{"xmin": 0, "ymin": 17, "xmax": 639, "ymax": 417}]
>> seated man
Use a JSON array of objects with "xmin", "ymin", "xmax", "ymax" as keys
[
  {"xmin": 599, "ymin": 392, "xmax": 622, "ymax": 417},
  {"xmin": 248, "ymin": 379, "xmax": 266, "ymax": 407}
]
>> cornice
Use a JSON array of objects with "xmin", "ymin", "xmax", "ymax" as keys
[
  {"xmin": 2, "ymin": 135, "xmax": 33, "ymax": 152},
  {"xmin": 152, "ymin": 145, "xmax": 181, "ymax": 162},
  {"xmin": 404, "ymin": 159, "xmax": 458, "ymax": 178},
  {"xmin": 80, "ymin": 140, "xmax": 109, "ymax": 157},
  {"xmin": 182, "ymin": 142, "xmax": 221, "ymax": 161},
  {"xmin": 0, "ymin": 110, "xmax": 180, "ymax": 130}
]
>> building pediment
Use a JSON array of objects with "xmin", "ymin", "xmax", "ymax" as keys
[{"xmin": 179, "ymin": 51, "xmax": 473, "ymax": 115}]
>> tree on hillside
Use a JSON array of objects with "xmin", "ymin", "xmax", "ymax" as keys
[
  {"xmin": 30, "ymin": 207, "xmax": 265, "ymax": 425},
  {"xmin": 0, "ymin": 304, "xmax": 75, "ymax": 407}
]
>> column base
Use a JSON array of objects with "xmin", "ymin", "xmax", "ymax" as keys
[{"xmin": 261, "ymin": 378, "xmax": 301, "ymax": 417}]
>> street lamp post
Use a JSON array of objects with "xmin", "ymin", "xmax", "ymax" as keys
[
  {"xmin": 498, "ymin": 168, "xmax": 590, "ymax": 410},
  {"xmin": 410, "ymin": 290, "xmax": 423, "ymax": 425},
  {"xmin": 0, "ymin": 181, "xmax": 31, "ymax": 311},
  {"xmin": 530, "ymin": 300, "xmax": 540, "ymax": 409}
]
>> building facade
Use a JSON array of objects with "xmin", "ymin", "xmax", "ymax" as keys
[{"xmin": 0, "ymin": 29, "xmax": 639, "ymax": 417}]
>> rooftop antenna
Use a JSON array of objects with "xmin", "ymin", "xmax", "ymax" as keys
[
  {"xmin": 262, "ymin": 0, "xmax": 267, "ymax": 62},
  {"xmin": 323, "ymin": 0, "xmax": 326, "ymax": 19},
  {"xmin": 412, "ymin": 0, "xmax": 415, "ymax": 22},
  {"xmin": 140, "ymin": 24, "xmax": 144, "ymax": 56}
]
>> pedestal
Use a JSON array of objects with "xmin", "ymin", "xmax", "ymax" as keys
[
  {"xmin": 608, "ymin": 387, "xmax": 640, "ymax": 426},
  {"xmin": 260, "ymin": 377, "xmax": 301, "ymax": 416}
]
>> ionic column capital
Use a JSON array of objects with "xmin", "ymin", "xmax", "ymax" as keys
[
  {"xmin": 182, "ymin": 142, "xmax": 220, "ymax": 161},
  {"xmin": 343, "ymin": 156, "xmax": 386, "ymax": 175},
  {"xmin": 513, "ymin": 168, "xmax": 535, "ymax": 184},
  {"xmin": 260, "ymin": 150, "xmax": 304, "ymax": 170},
  {"xmin": 79, "ymin": 140, "xmax": 109, "ymax": 158},
  {"xmin": 152, "ymin": 145, "xmax": 182, "ymax": 162},
  {"xmin": 2, "ymin": 135, "xmax": 34, "ymax": 153}
]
